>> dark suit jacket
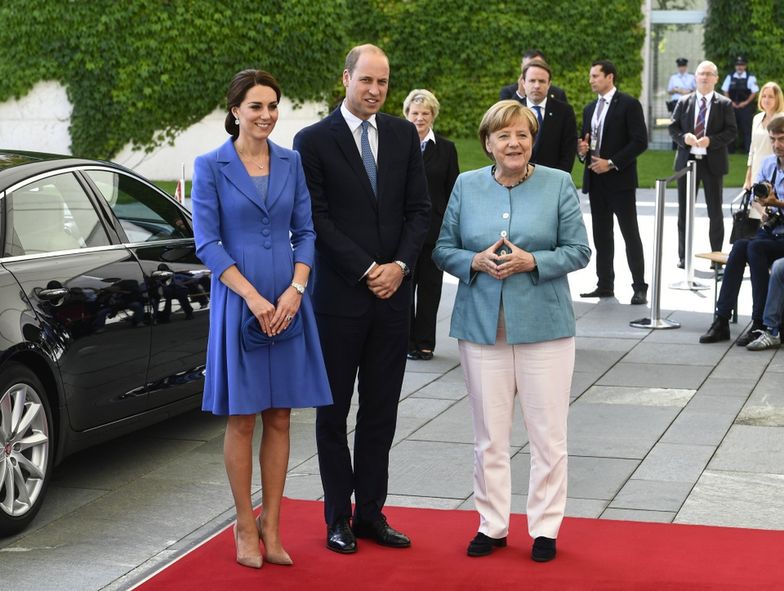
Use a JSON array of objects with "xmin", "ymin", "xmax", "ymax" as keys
[
  {"xmin": 668, "ymin": 92, "xmax": 737, "ymax": 176},
  {"xmin": 293, "ymin": 109, "xmax": 430, "ymax": 317},
  {"xmin": 500, "ymin": 82, "xmax": 568, "ymax": 104},
  {"xmin": 423, "ymin": 133, "xmax": 459, "ymax": 245},
  {"xmin": 522, "ymin": 98, "xmax": 577, "ymax": 173},
  {"xmin": 580, "ymin": 91, "xmax": 648, "ymax": 194}
]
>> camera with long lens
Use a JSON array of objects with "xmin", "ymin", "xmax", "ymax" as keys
[{"xmin": 762, "ymin": 208, "xmax": 784, "ymax": 235}]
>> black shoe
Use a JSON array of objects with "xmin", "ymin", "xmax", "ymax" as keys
[
  {"xmin": 699, "ymin": 317, "xmax": 730, "ymax": 343},
  {"xmin": 326, "ymin": 518, "xmax": 357, "ymax": 554},
  {"xmin": 580, "ymin": 288, "xmax": 614, "ymax": 298},
  {"xmin": 466, "ymin": 532, "xmax": 507, "ymax": 557},
  {"xmin": 532, "ymin": 536, "xmax": 557, "ymax": 562},
  {"xmin": 736, "ymin": 324, "xmax": 764, "ymax": 347},
  {"xmin": 630, "ymin": 289, "xmax": 647, "ymax": 305},
  {"xmin": 677, "ymin": 259, "xmax": 685, "ymax": 269},
  {"xmin": 406, "ymin": 350, "xmax": 421, "ymax": 360},
  {"xmin": 418, "ymin": 349, "xmax": 434, "ymax": 361},
  {"xmin": 352, "ymin": 515, "xmax": 410, "ymax": 548}
]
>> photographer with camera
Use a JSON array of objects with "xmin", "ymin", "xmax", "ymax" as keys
[{"xmin": 701, "ymin": 113, "xmax": 784, "ymax": 345}]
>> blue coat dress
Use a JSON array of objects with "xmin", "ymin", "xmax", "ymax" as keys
[{"xmin": 192, "ymin": 138, "xmax": 332, "ymax": 415}]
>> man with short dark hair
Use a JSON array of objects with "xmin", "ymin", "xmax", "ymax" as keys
[
  {"xmin": 577, "ymin": 59, "xmax": 648, "ymax": 305},
  {"xmin": 294, "ymin": 44, "xmax": 430, "ymax": 554},
  {"xmin": 517, "ymin": 59, "xmax": 576, "ymax": 173},
  {"xmin": 700, "ymin": 114, "xmax": 784, "ymax": 345},
  {"xmin": 499, "ymin": 48, "xmax": 568, "ymax": 104}
]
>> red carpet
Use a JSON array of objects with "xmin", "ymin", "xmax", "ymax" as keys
[{"xmin": 133, "ymin": 498, "xmax": 784, "ymax": 590}]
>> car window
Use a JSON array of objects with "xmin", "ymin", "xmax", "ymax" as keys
[
  {"xmin": 85, "ymin": 170, "xmax": 192, "ymax": 243},
  {"xmin": 4, "ymin": 173, "xmax": 110, "ymax": 257}
]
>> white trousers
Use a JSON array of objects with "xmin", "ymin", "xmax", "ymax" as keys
[{"xmin": 458, "ymin": 320, "xmax": 574, "ymax": 540}]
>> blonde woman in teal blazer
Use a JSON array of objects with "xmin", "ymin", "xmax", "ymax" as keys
[{"xmin": 433, "ymin": 101, "xmax": 590, "ymax": 563}]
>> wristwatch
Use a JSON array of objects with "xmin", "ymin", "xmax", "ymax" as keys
[
  {"xmin": 290, "ymin": 281, "xmax": 306, "ymax": 295},
  {"xmin": 393, "ymin": 260, "xmax": 410, "ymax": 276},
  {"xmin": 607, "ymin": 159, "xmax": 618, "ymax": 170}
]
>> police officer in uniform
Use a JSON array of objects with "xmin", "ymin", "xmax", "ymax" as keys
[{"xmin": 722, "ymin": 56, "xmax": 759, "ymax": 153}]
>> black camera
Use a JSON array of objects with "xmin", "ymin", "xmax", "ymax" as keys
[
  {"xmin": 762, "ymin": 208, "xmax": 784, "ymax": 235},
  {"xmin": 752, "ymin": 182, "xmax": 772, "ymax": 200}
]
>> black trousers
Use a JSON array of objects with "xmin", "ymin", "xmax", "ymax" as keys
[
  {"xmin": 315, "ymin": 300, "xmax": 408, "ymax": 526},
  {"xmin": 677, "ymin": 159, "xmax": 725, "ymax": 261},
  {"xmin": 409, "ymin": 244, "xmax": 444, "ymax": 352},
  {"xmin": 734, "ymin": 104, "xmax": 755, "ymax": 154},
  {"xmin": 588, "ymin": 185, "xmax": 647, "ymax": 291}
]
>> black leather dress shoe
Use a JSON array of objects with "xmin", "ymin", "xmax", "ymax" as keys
[
  {"xmin": 580, "ymin": 288, "xmax": 614, "ymax": 298},
  {"xmin": 418, "ymin": 350, "xmax": 434, "ymax": 361},
  {"xmin": 677, "ymin": 259, "xmax": 685, "ymax": 269},
  {"xmin": 406, "ymin": 350, "xmax": 421, "ymax": 360},
  {"xmin": 532, "ymin": 536, "xmax": 557, "ymax": 562},
  {"xmin": 352, "ymin": 515, "xmax": 410, "ymax": 548},
  {"xmin": 699, "ymin": 317, "xmax": 730, "ymax": 343},
  {"xmin": 327, "ymin": 519, "xmax": 357, "ymax": 554},
  {"xmin": 736, "ymin": 324, "xmax": 764, "ymax": 347},
  {"xmin": 630, "ymin": 289, "xmax": 647, "ymax": 305},
  {"xmin": 467, "ymin": 532, "xmax": 507, "ymax": 557}
]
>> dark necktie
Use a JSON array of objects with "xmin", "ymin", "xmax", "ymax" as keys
[
  {"xmin": 594, "ymin": 98, "xmax": 606, "ymax": 150},
  {"xmin": 360, "ymin": 120, "xmax": 377, "ymax": 196},
  {"xmin": 532, "ymin": 105, "xmax": 543, "ymax": 150},
  {"xmin": 695, "ymin": 96, "xmax": 707, "ymax": 138},
  {"xmin": 420, "ymin": 139, "xmax": 428, "ymax": 153}
]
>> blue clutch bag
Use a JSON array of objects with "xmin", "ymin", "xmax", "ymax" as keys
[{"xmin": 241, "ymin": 313, "xmax": 303, "ymax": 350}]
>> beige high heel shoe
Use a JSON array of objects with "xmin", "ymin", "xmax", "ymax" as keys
[
  {"xmin": 256, "ymin": 514, "xmax": 294, "ymax": 565},
  {"xmin": 233, "ymin": 523, "xmax": 263, "ymax": 569}
]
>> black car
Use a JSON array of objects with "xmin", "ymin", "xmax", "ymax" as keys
[{"xmin": 0, "ymin": 150, "xmax": 210, "ymax": 535}]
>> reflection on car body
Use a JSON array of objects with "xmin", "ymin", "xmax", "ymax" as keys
[{"xmin": 0, "ymin": 150, "xmax": 210, "ymax": 535}]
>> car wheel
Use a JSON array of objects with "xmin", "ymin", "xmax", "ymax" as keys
[{"xmin": 0, "ymin": 363, "xmax": 53, "ymax": 536}]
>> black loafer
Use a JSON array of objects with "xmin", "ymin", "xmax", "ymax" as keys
[
  {"xmin": 532, "ymin": 536, "xmax": 556, "ymax": 562},
  {"xmin": 467, "ymin": 532, "xmax": 507, "ymax": 557},
  {"xmin": 406, "ymin": 350, "xmax": 421, "ymax": 360},
  {"xmin": 580, "ymin": 288, "xmax": 614, "ymax": 298},
  {"xmin": 326, "ymin": 518, "xmax": 357, "ymax": 554},
  {"xmin": 353, "ymin": 515, "xmax": 410, "ymax": 548},
  {"xmin": 418, "ymin": 350, "xmax": 434, "ymax": 361},
  {"xmin": 699, "ymin": 317, "xmax": 730, "ymax": 343},
  {"xmin": 630, "ymin": 289, "xmax": 647, "ymax": 305}
]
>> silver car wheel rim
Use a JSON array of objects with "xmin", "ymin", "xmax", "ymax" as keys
[{"xmin": 0, "ymin": 382, "xmax": 49, "ymax": 517}]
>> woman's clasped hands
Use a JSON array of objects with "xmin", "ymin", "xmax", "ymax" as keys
[
  {"xmin": 471, "ymin": 237, "xmax": 537, "ymax": 280},
  {"xmin": 246, "ymin": 288, "xmax": 301, "ymax": 336}
]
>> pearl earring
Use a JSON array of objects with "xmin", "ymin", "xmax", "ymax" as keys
[{"xmin": 234, "ymin": 118, "xmax": 239, "ymax": 125}]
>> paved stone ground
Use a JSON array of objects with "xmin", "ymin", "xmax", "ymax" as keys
[{"xmin": 2, "ymin": 187, "xmax": 783, "ymax": 590}]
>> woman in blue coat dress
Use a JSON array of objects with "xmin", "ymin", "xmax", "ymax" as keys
[{"xmin": 192, "ymin": 70, "xmax": 332, "ymax": 569}]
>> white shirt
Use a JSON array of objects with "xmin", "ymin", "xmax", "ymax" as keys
[
  {"xmin": 340, "ymin": 101, "xmax": 378, "ymax": 163},
  {"xmin": 423, "ymin": 128, "xmax": 436, "ymax": 145},
  {"xmin": 667, "ymin": 71, "xmax": 696, "ymax": 101},
  {"xmin": 690, "ymin": 91, "xmax": 713, "ymax": 156}
]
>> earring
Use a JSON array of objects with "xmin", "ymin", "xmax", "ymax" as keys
[{"xmin": 234, "ymin": 118, "xmax": 239, "ymax": 125}]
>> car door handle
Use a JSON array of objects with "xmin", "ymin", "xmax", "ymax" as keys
[
  {"xmin": 151, "ymin": 270, "xmax": 174, "ymax": 284},
  {"xmin": 37, "ymin": 287, "xmax": 69, "ymax": 305}
]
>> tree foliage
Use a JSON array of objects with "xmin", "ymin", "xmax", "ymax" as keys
[
  {"xmin": 0, "ymin": 0, "xmax": 644, "ymax": 158},
  {"xmin": 704, "ymin": 0, "xmax": 784, "ymax": 84}
]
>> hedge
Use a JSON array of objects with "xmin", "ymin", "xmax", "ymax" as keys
[{"xmin": 0, "ymin": 0, "xmax": 644, "ymax": 158}]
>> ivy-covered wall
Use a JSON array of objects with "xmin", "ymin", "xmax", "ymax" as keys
[
  {"xmin": 704, "ymin": 0, "xmax": 784, "ymax": 83},
  {"xmin": 0, "ymin": 0, "xmax": 644, "ymax": 159}
]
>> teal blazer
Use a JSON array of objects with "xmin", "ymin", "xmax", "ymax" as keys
[{"xmin": 432, "ymin": 165, "xmax": 591, "ymax": 345}]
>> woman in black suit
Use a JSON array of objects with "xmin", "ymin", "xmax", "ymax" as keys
[{"xmin": 403, "ymin": 89, "xmax": 459, "ymax": 360}]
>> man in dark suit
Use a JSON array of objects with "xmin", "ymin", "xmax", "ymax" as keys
[
  {"xmin": 293, "ymin": 44, "xmax": 430, "ymax": 555},
  {"xmin": 669, "ymin": 60, "xmax": 737, "ymax": 266},
  {"xmin": 577, "ymin": 60, "xmax": 648, "ymax": 305},
  {"xmin": 499, "ymin": 48, "xmax": 568, "ymax": 104},
  {"xmin": 518, "ymin": 59, "xmax": 577, "ymax": 173}
]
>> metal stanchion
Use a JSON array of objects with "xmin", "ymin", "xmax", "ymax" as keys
[
  {"xmin": 671, "ymin": 159, "xmax": 709, "ymax": 291},
  {"xmin": 630, "ymin": 174, "xmax": 680, "ymax": 329}
]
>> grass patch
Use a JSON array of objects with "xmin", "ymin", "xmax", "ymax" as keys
[{"xmin": 452, "ymin": 137, "xmax": 748, "ymax": 188}]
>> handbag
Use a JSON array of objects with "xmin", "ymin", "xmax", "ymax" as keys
[
  {"xmin": 241, "ymin": 312, "xmax": 303, "ymax": 350},
  {"xmin": 729, "ymin": 189, "xmax": 760, "ymax": 244}
]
